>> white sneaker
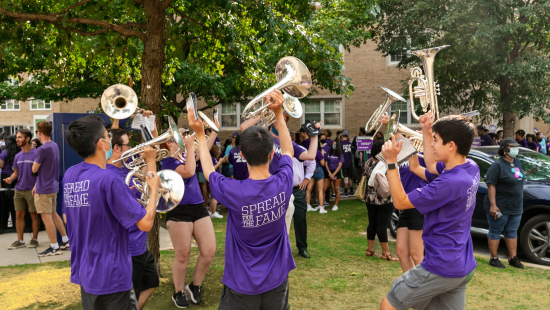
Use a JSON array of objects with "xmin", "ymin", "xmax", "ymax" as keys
[
  {"xmin": 319, "ymin": 207, "xmax": 328, "ymax": 214},
  {"xmin": 307, "ymin": 205, "xmax": 319, "ymax": 212},
  {"xmin": 332, "ymin": 205, "xmax": 338, "ymax": 211},
  {"xmin": 211, "ymin": 212, "xmax": 224, "ymax": 219}
]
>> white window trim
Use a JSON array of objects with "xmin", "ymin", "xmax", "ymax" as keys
[
  {"xmin": 301, "ymin": 97, "xmax": 344, "ymax": 129},
  {"xmin": 1, "ymin": 99, "xmax": 21, "ymax": 111},
  {"xmin": 386, "ymin": 35, "xmax": 411, "ymax": 66},
  {"xmin": 33, "ymin": 115, "xmax": 49, "ymax": 131},
  {"xmin": 219, "ymin": 102, "xmax": 241, "ymax": 130},
  {"xmin": 389, "ymin": 98, "xmax": 419, "ymax": 126},
  {"xmin": 29, "ymin": 99, "xmax": 52, "ymax": 111}
]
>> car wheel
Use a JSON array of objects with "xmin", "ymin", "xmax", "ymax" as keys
[
  {"xmin": 519, "ymin": 214, "xmax": 550, "ymax": 266},
  {"xmin": 389, "ymin": 208, "xmax": 399, "ymax": 238}
]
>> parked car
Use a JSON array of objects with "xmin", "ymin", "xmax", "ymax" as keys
[{"xmin": 389, "ymin": 147, "xmax": 550, "ymax": 266}]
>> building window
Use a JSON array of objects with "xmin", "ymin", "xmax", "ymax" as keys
[
  {"xmin": 220, "ymin": 102, "xmax": 244, "ymax": 129},
  {"xmin": 390, "ymin": 99, "xmax": 419, "ymax": 126},
  {"xmin": 30, "ymin": 99, "xmax": 51, "ymax": 110},
  {"xmin": 303, "ymin": 99, "xmax": 342, "ymax": 127},
  {"xmin": 389, "ymin": 49, "xmax": 406, "ymax": 64},
  {"xmin": 1, "ymin": 100, "xmax": 20, "ymax": 111}
]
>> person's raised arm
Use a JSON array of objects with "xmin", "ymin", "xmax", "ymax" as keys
[
  {"xmin": 189, "ymin": 107, "xmax": 216, "ymax": 182},
  {"xmin": 111, "ymin": 119, "xmax": 120, "ymax": 130},
  {"xmin": 240, "ymin": 115, "xmax": 261, "ymax": 132},
  {"xmin": 381, "ymin": 135, "xmax": 414, "ymax": 210},
  {"xmin": 419, "ymin": 112, "xmax": 437, "ymax": 174},
  {"xmin": 269, "ymin": 90, "xmax": 293, "ymax": 158},
  {"xmin": 136, "ymin": 146, "xmax": 160, "ymax": 232},
  {"xmin": 299, "ymin": 122, "xmax": 322, "ymax": 161},
  {"xmin": 408, "ymin": 156, "xmax": 429, "ymax": 181},
  {"xmin": 175, "ymin": 134, "xmax": 196, "ymax": 179}
]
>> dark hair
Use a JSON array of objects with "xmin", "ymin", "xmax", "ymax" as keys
[
  {"xmin": 17, "ymin": 128, "xmax": 32, "ymax": 142},
  {"xmin": 235, "ymin": 134, "xmax": 241, "ymax": 146},
  {"xmin": 240, "ymin": 126, "xmax": 274, "ymax": 167},
  {"xmin": 526, "ymin": 134, "xmax": 535, "ymax": 140},
  {"xmin": 109, "ymin": 128, "xmax": 128, "ymax": 149},
  {"xmin": 371, "ymin": 140, "xmax": 384, "ymax": 158},
  {"xmin": 36, "ymin": 121, "xmax": 53, "ymax": 137},
  {"xmin": 515, "ymin": 129, "xmax": 525, "ymax": 138},
  {"xmin": 488, "ymin": 133, "xmax": 496, "ymax": 140},
  {"xmin": 367, "ymin": 129, "xmax": 376, "ymax": 136},
  {"xmin": 498, "ymin": 145, "xmax": 509, "ymax": 157},
  {"xmin": 329, "ymin": 139, "xmax": 342, "ymax": 157},
  {"xmin": 324, "ymin": 129, "xmax": 332, "ymax": 138},
  {"xmin": 432, "ymin": 115, "xmax": 475, "ymax": 156},
  {"xmin": 31, "ymin": 138, "xmax": 42, "ymax": 148},
  {"xmin": 496, "ymin": 130, "xmax": 503, "ymax": 135},
  {"xmin": 210, "ymin": 144, "xmax": 218, "ymax": 158},
  {"xmin": 4, "ymin": 135, "xmax": 19, "ymax": 165},
  {"xmin": 359, "ymin": 127, "xmax": 366, "ymax": 135},
  {"xmin": 66, "ymin": 115, "xmax": 106, "ymax": 158}
]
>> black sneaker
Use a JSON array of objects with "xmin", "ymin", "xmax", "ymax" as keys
[
  {"xmin": 59, "ymin": 241, "xmax": 70, "ymax": 250},
  {"xmin": 186, "ymin": 282, "xmax": 202, "ymax": 304},
  {"xmin": 489, "ymin": 257, "xmax": 506, "ymax": 269},
  {"xmin": 509, "ymin": 256, "xmax": 525, "ymax": 269},
  {"xmin": 172, "ymin": 291, "xmax": 189, "ymax": 308},
  {"xmin": 38, "ymin": 247, "xmax": 62, "ymax": 257}
]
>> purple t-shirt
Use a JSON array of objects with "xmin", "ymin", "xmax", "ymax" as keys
[
  {"xmin": 214, "ymin": 137, "xmax": 221, "ymax": 150},
  {"xmin": 479, "ymin": 135, "xmax": 494, "ymax": 146},
  {"xmin": 228, "ymin": 147, "xmax": 249, "ymax": 180},
  {"xmin": 527, "ymin": 141, "xmax": 539, "ymax": 152},
  {"xmin": 408, "ymin": 159, "xmax": 479, "ymax": 278},
  {"xmin": 301, "ymin": 138, "xmax": 310, "ymax": 150},
  {"xmin": 516, "ymin": 139, "xmax": 528, "ymax": 148},
  {"xmin": 13, "ymin": 149, "xmax": 37, "ymax": 191},
  {"xmin": 161, "ymin": 157, "xmax": 204, "ymax": 205},
  {"xmin": 315, "ymin": 150, "xmax": 324, "ymax": 167},
  {"xmin": 268, "ymin": 137, "xmax": 306, "ymax": 175},
  {"xmin": 106, "ymin": 164, "xmax": 146, "ymax": 257},
  {"xmin": 0, "ymin": 150, "xmax": 14, "ymax": 175},
  {"xmin": 63, "ymin": 162, "xmax": 146, "ymax": 295},
  {"xmin": 197, "ymin": 157, "xmax": 218, "ymax": 173},
  {"xmin": 209, "ymin": 155, "xmax": 296, "ymax": 295},
  {"xmin": 340, "ymin": 140, "xmax": 353, "ymax": 169},
  {"xmin": 34, "ymin": 141, "xmax": 60, "ymax": 194},
  {"xmin": 324, "ymin": 152, "xmax": 344, "ymax": 171}
]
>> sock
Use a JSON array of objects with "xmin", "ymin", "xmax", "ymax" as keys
[
  {"xmin": 51, "ymin": 243, "xmax": 60, "ymax": 250},
  {"xmin": 62, "ymin": 236, "xmax": 69, "ymax": 243},
  {"xmin": 19, "ymin": 240, "xmax": 24, "ymax": 244}
]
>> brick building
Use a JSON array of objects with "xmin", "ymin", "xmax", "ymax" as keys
[{"xmin": 1, "ymin": 41, "xmax": 548, "ymax": 140}]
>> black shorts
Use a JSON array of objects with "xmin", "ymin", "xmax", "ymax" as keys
[
  {"xmin": 342, "ymin": 167, "xmax": 352, "ymax": 178},
  {"xmin": 80, "ymin": 286, "xmax": 138, "ymax": 310},
  {"xmin": 132, "ymin": 250, "xmax": 159, "ymax": 299},
  {"xmin": 397, "ymin": 209, "xmax": 424, "ymax": 231},
  {"xmin": 327, "ymin": 169, "xmax": 343, "ymax": 179},
  {"xmin": 166, "ymin": 203, "xmax": 210, "ymax": 223},
  {"xmin": 218, "ymin": 278, "xmax": 289, "ymax": 310}
]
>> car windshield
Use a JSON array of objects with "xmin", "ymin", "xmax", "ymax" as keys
[{"xmin": 517, "ymin": 152, "xmax": 550, "ymax": 181}]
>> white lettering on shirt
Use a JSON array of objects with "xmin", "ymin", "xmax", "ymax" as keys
[
  {"xmin": 343, "ymin": 144, "xmax": 352, "ymax": 153},
  {"xmin": 64, "ymin": 180, "xmax": 91, "ymax": 208},
  {"xmin": 242, "ymin": 192, "xmax": 286, "ymax": 228},
  {"xmin": 466, "ymin": 173, "xmax": 480, "ymax": 211}
]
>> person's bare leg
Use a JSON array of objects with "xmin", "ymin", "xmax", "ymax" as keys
[
  {"xmin": 209, "ymin": 198, "xmax": 218, "ymax": 214},
  {"xmin": 334, "ymin": 179, "xmax": 341, "ymax": 206},
  {"xmin": 306, "ymin": 178, "xmax": 315, "ymax": 205},
  {"xmin": 29, "ymin": 212, "xmax": 40, "ymax": 240},
  {"xmin": 52, "ymin": 212, "xmax": 67, "ymax": 237},
  {"xmin": 317, "ymin": 179, "xmax": 324, "ymax": 206},
  {"xmin": 41, "ymin": 213, "xmax": 58, "ymax": 244},
  {"xmin": 380, "ymin": 296, "xmax": 397, "ymax": 310},
  {"xmin": 191, "ymin": 217, "xmax": 216, "ymax": 286},
  {"xmin": 200, "ymin": 183, "xmax": 208, "ymax": 210},
  {"xmin": 380, "ymin": 242, "xmax": 392, "ymax": 256},
  {"xmin": 167, "ymin": 221, "xmax": 194, "ymax": 292},
  {"xmin": 408, "ymin": 230, "xmax": 424, "ymax": 265},
  {"xmin": 396, "ymin": 228, "xmax": 414, "ymax": 273},
  {"xmin": 504, "ymin": 238, "xmax": 518, "ymax": 258},
  {"xmin": 138, "ymin": 288, "xmax": 154, "ymax": 310},
  {"xmin": 488, "ymin": 238, "xmax": 500, "ymax": 258},
  {"xmin": 367, "ymin": 239, "xmax": 375, "ymax": 252},
  {"xmin": 15, "ymin": 211, "xmax": 25, "ymax": 241}
]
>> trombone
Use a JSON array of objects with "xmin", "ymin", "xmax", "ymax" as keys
[
  {"xmin": 365, "ymin": 87, "xmax": 407, "ymax": 137},
  {"xmin": 241, "ymin": 56, "xmax": 310, "ymax": 127}
]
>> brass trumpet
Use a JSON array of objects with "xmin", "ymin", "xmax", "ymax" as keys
[
  {"xmin": 384, "ymin": 111, "xmax": 424, "ymax": 158},
  {"xmin": 365, "ymin": 87, "xmax": 407, "ymax": 136}
]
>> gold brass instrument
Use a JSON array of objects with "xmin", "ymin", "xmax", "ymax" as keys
[
  {"xmin": 384, "ymin": 111, "xmax": 424, "ymax": 158},
  {"xmin": 408, "ymin": 45, "xmax": 449, "ymax": 121},
  {"xmin": 101, "ymin": 84, "xmax": 139, "ymax": 119},
  {"xmin": 241, "ymin": 56, "xmax": 310, "ymax": 127},
  {"xmin": 365, "ymin": 87, "xmax": 407, "ymax": 136}
]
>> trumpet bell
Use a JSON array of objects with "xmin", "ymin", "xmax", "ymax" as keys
[
  {"xmin": 156, "ymin": 170, "xmax": 185, "ymax": 213},
  {"xmin": 167, "ymin": 116, "xmax": 186, "ymax": 151},
  {"xmin": 101, "ymin": 84, "xmax": 138, "ymax": 119},
  {"xmin": 275, "ymin": 56, "xmax": 312, "ymax": 99},
  {"xmin": 381, "ymin": 86, "xmax": 407, "ymax": 103},
  {"xmin": 283, "ymin": 93, "xmax": 303, "ymax": 118},
  {"xmin": 198, "ymin": 111, "xmax": 219, "ymax": 133}
]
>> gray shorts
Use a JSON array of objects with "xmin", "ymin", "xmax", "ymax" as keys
[
  {"xmin": 218, "ymin": 278, "xmax": 289, "ymax": 310},
  {"xmin": 386, "ymin": 265, "xmax": 475, "ymax": 310}
]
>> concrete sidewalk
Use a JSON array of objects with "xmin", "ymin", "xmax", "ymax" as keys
[{"xmin": 0, "ymin": 227, "xmax": 174, "ymax": 267}]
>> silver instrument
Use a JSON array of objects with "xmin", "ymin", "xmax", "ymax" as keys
[
  {"xmin": 101, "ymin": 84, "xmax": 139, "ymax": 119},
  {"xmin": 365, "ymin": 87, "xmax": 407, "ymax": 136},
  {"xmin": 184, "ymin": 93, "xmax": 218, "ymax": 155},
  {"xmin": 241, "ymin": 56, "xmax": 310, "ymax": 127},
  {"xmin": 384, "ymin": 111, "xmax": 424, "ymax": 158},
  {"xmin": 408, "ymin": 45, "xmax": 449, "ymax": 121},
  {"xmin": 125, "ymin": 169, "xmax": 184, "ymax": 213}
]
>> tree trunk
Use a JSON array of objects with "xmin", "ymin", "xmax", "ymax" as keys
[
  {"xmin": 141, "ymin": 0, "xmax": 167, "ymax": 276},
  {"xmin": 500, "ymin": 76, "xmax": 515, "ymax": 138}
]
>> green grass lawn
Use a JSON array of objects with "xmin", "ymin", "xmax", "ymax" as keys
[{"xmin": 1, "ymin": 199, "xmax": 550, "ymax": 309}]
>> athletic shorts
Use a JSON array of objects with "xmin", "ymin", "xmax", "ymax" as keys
[
  {"xmin": 81, "ymin": 286, "xmax": 138, "ymax": 310},
  {"xmin": 35, "ymin": 192, "xmax": 57, "ymax": 214},
  {"xmin": 397, "ymin": 209, "xmax": 424, "ymax": 231},
  {"xmin": 166, "ymin": 203, "xmax": 209, "ymax": 223},
  {"xmin": 14, "ymin": 190, "xmax": 36, "ymax": 213},
  {"xmin": 132, "ymin": 249, "xmax": 159, "ymax": 300},
  {"xmin": 218, "ymin": 278, "xmax": 289, "ymax": 310},
  {"xmin": 386, "ymin": 265, "xmax": 475, "ymax": 310},
  {"xmin": 342, "ymin": 167, "xmax": 352, "ymax": 178},
  {"xmin": 327, "ymin": 169, "xmax": 343, "ymax": 179},
  {"xmin": 313, "ymin": 165, "xmax": 324, "ymax": 181},
  {"xmin": 197, "ymin": 172, "xmax": 207, "ymax": 184}
]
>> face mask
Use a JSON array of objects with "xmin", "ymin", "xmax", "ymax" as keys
[
  {"xmin": 508, "ymin": 147, "xmax": 519, "ymax": 157},
  {"xmin": 101, "ymin": 138, "xmax": 113, "ymax": 161},
  {"xmin": 271, "ymin": 126, "xmax": 279, "ymax": 136},
  {"xmin": 528, "ymin": 138, "xmax": 532, "ymax": 143},
  {"xmin": 332, "ymin": 145, "xmax": 336, "ymax": 150},
  {"xmin": 320, "ymin": 139, "xmax": 326, "ymax": 144}
]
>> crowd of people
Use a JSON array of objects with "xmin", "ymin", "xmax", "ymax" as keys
[{"xmin": 476, "ymin": 125, "xmax": 550, "ymax": 155}]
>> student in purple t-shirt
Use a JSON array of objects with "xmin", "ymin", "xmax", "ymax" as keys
[
  {"xmin": 4, "ymin": 129, "xmax": 41, "ymax": 250},
  {"xmin": 380, "ymin": 113, "xmax": 479, "ymax": 310},
  {"xmin": 323, "ymin": 140, "xmax": 344, "ymax": 212},
  {"xmin": 515, "ymin": 129, "xmax": 528, "ymax": 148},
  {"xmin": 63, "ymin": 115, "xmax": 160, "ymax": 310},
  {"xmin": 197, "ymin": 145, "xmax": 224, "ymax": 219},
  {"xmin": 299, "ymin": 128, "xmax": 310, "ymax": 150},
  {"xmin": 0, "ymin": 135, "xmax": 20, "ymax": 187},
  {"xmin": 32, "ymin": 121, "xmax": 70, "ymax": 257},
  {"xmin": 526, "ymin": 134, "xmax": 539, "ymax": 151},
  {"xmin": 476, "ymin": 125, "xmax": 496, "ymax": 146},
  {"xmin": 228, "ymin": 134, "xmax": 249, "ymax": 181},
  {"xmin": 161, "ymin": 123, "xmax": 218, "ymax": 308},
  {"xmin": 193, "ymin": 90, "xmax": 296, "ymax": 309}
]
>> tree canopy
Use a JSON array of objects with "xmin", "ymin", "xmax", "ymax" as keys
[
  {"xmin": 371, "ymin": 0, "xmax": 550, "ymax": 136},
  {"xmin": 0, "ymin": 0, "xmax": 377, "ymax": 120}
]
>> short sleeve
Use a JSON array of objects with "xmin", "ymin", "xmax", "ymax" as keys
[
  {"xmin": 293, "ymin": 142, "xmax": 306, "ymax": 160},
  {"xmin": 106, "ymin": 177, "xmax": 147, "ymax": 229},
  {"xmin": 34, "ymin": 146, "xmax": 46, "ymax": 165},
  {"xmin": 275, "ymin": 155, "xmax": 293, "ymax": 187},
  {"xmin": 209, "ymin": 172, "xmax": 236, "ymax": 210},
  {"xmin": 12, "ymin": 154, "xmax": 19, "ymax": 170},
  {"xmin": 0, "ymin": 151, "xmax": 6, "ymax": 161},
  {"xmin": 436, "ymin": 162, "xmax": 445, "ymax": 174},
  {"xmin": 425, "ymin": 169, "xmax": 437, "ymax": 183},
  {"xmin": 227, "ymin": 151, "xmax": 234, "ymax": 165},
  {"xmin": 408, "ymin": 177, "xmax": 454, "ymax": 213},
  {"xmin": 339, "ymin": 155, "xmax": 345, "ymax": 163},
  {"xmin": 485, "ymin": 161, "xmax": 501, "ymax": 185},
  {"xmin": 316, "ymin": 151, "xmax": 323, "ymax": 162}
]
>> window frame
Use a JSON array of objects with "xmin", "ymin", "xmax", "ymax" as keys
[
  {"xmin": 30, "ymin": 99, "xmax": 52, "ymax": 111},
  {"xmin": 389, "ymin": 98, "xmax": 419, "ymax": 126},
  {"xmin": 301, "ymin": 96, "xmax": 344, "ymax": 129},
  {"xmin": 219, "ymin": 102, "xmax": 242, "ymax": 130},
  {"xmin": 1, "ymin": 99, "xmax": 21, "ymax": 111}
]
